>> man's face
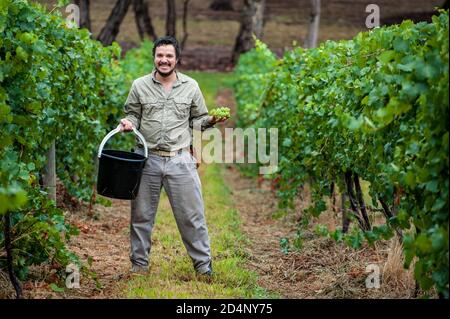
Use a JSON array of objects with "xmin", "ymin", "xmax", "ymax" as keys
[{"xmin": 154, "ymin": 44, "xmax": 177, "ymax": 77}]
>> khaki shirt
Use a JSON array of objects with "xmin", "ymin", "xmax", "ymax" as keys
[{"xmin": 124, "ymin": 70, "xmax": 214, "ymax": 151}]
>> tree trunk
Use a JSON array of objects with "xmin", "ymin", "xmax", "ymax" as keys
[
  {"xmin": 74, "ymin": 0, "xmax": 91, "ymax": 31},
  {"xmin": 133, "ymin": 0, "xmax": 157, "ymax": 41},
  {"xmin": 209, "ymin": 0, "xmax": 234, "ymax": 11},
  {"xmin": 4, "ymin": 213, "xmax": 23, "ymax": 299},
  {"xmin": 97, "ymin": 0, "xmax": 132, "ymax": 46},
  {"xmin": 330, "ymin": 182, "xmax": 337, "ymax": 213},
  {"xmin": 353, "ymin": 173, "xmax": 371, "ymax": 231},
  {"xmin": 344, "ymin": 171, "xmax": 366, "ymax": 231},
  {"xmin": 230, "ymin": 0, "xmax": 266, "ymax": 64},
  {"xmin": 181, "ymin": 0, "xmax": 190, "ymax": 49},
  {"xmin": 379, "ymin": 197, "xmax": 403, "ymax": 243},
  {"xmin": 166, "ymin": 0, "xmax": 176, "ymax": 37},
  {"xmin": 304, "ymin": 0, "xmax": 320, "ymax": 48},
  {"xmin": 341, "ymin": 193, "xmax": 350, "ymax": 233}
]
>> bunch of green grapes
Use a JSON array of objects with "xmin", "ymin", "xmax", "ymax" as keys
[{"xmin": 210, "ymin": 107, "xmax": 231, "ymax": 118}]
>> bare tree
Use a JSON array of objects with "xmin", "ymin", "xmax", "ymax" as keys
[
  {"xmin": 181, "ymin": 0, "xmax": 190, "ymax": 49},
  {"xmin": 209, "ymin": 0, "xmax": 234, "ymax": 11},
  {"xmin": 133, "ymin": 0, "xmax": 157, "ymax": 41},
  {"xmin": 97, "ymin": 0, "xmax": 132, "ymax": 46},
  {"xmin": 304, "ymin": 0, "xmax": 321, "ymax": 48},
  {"xmin": 231, "ymin": 0, "xmax": 265, "ymax": 64},
  {"xmin": 166, "ymin": 0, "xmax": 176, "ymax": 37},
  {"xmin": 74, "ymin": 0, "xmax": 91, "ymax": 31}
]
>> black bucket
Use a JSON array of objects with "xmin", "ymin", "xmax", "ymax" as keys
[{"xmin": 97, "ymin": 125, "xmax": 148, "ymax": 200}]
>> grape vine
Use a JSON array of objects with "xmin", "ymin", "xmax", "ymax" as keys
[{"xmin": 234, "ymin": 12, "xmax": 449, "ymax": 296}]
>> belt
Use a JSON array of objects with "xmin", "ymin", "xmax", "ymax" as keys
[{"xmin": 149, "ymin": 147, "xmax": 190, "ymax": 157}]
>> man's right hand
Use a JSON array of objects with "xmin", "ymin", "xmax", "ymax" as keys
[{"xmin": 120, "ymin": 118, "xmax": 134, "ymax": 132}]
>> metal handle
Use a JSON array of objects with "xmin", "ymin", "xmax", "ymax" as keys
[{"xmin": 97, "ymin": 124, "xmax": 148, "ymax": 158}]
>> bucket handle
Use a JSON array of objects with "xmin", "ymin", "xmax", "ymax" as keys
[{"xmin": 98, "ymin": 124, "xmax": 148, "ymax": 158}]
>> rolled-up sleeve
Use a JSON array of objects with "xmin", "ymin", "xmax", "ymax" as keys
[
  {"xmin": 124, "ymin": 81, "xmax": 141, "ymax": 129},
  {"xmin": 190, "ymin": 83, "xmax": 215, "ymax": 131}
]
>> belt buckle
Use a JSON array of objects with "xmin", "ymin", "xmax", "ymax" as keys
[
  {"xmin": 158, "ymin": 150, "xmax": 175, "ymax": 157},
  {"xmin": 152, "ymin": 148, "xmax": 184, "ymax": 157}
]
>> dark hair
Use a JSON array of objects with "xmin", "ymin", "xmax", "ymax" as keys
[{"xmin": 152, "ymin": 36, "xmax": 181, "ymax": 60}]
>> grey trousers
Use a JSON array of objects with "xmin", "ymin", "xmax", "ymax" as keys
[{"xmin": 130, "ymin": 149, "xmax": 212, "ymax": 273}]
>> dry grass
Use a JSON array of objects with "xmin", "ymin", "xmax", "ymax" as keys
[
  {"xmin": 0, "ymin": 270, "xmax": 15, "ymax": 299},
  {"xmin": 381, "ymin": 240, "xmax": 416, "ymax": 297}
]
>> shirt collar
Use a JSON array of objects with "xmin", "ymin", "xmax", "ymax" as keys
[{"xmin": 151, "ymin": 69, "xmax": 188, "ymax": 87}]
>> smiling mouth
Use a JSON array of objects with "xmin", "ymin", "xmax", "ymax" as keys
[{"xmin": 156, "ymin": 64, "xmax": 175, "ymax": 77}]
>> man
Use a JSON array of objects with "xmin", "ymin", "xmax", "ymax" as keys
[{"xmin": 120, "ymin": 36, "xmax": 227, "ymax": 276}]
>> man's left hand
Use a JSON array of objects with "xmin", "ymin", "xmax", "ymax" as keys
[{"xmin": 210, "ymin": 115, "xmax": 229, "ymax": 124}]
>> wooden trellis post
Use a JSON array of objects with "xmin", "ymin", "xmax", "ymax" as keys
[{"xmin": 43, "ymin": 141, "xmax": 56, "ymax": 201}]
